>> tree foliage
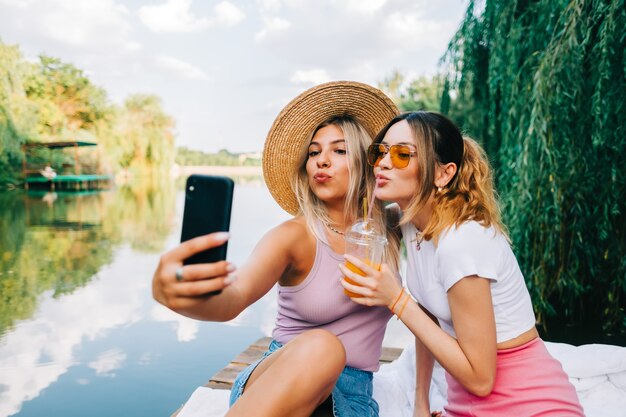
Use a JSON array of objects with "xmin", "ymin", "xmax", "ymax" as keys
[
  {"xmin": 378, "ymin": 70, "xmax": 444, "ymax": 112},
  {"xmin": 175, "ymin": 146, "xmax": 262, "ymax": 167},
  {"xmin": 442, "ymin": 0, "xmax": 625, "ymax": 342},
  {"xmin": 0, "ymin": 41, "xmax": 176, "ymax": 185},
  {"xmin": 106, "ymin": 94, "xmax": 175, "ymax": 172},
  {"xmin": 0, "ymin": 43, "xmax": 34, "ymax": 184}
]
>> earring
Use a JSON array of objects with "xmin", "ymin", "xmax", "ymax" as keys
[{"xmin": 437, "ymin": 186, "xmax": 442, "ymax": 193}]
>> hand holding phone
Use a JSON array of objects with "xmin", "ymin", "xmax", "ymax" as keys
[{"xmin": 180, "ymin": 175, "xmax": 234, "ymax": 294}]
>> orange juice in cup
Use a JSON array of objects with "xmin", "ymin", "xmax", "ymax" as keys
[{"xmin": 343, "ymin": 218, "xmax": 387, "ymax": 298}]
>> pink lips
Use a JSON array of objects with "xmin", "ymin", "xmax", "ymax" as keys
[
  {"xmin": 314, "ymin": 173, "xmax": 331, "ymax": 183},
  {"xmin": 375, "ymin": 173, "xmax": 389, "ymax": 187}
]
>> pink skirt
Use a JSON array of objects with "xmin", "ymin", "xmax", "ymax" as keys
[{"xmin": 444, "ymin": 338, "xmax": 585, "ymax": 417}]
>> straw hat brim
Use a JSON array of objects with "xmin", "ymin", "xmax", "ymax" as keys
[{"xmin": 263, "ymin": 81, "xmax": 399, "ymax": 215}]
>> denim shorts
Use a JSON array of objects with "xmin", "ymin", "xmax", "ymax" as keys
[{"xmin": 229, "ymin": 339, "xmax": 379, "ymax": 417}]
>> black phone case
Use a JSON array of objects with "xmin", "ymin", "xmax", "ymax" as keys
[{"xmin": 181, "ymin": 175, "xmax": 234, "ymax": 266}]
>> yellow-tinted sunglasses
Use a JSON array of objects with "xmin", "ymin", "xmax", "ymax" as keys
[{"xmin": 367, "ymin": 143, "xmax": 417, "ymax": 169}]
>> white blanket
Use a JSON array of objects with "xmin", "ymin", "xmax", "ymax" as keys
[{"xmin": 178, "ymin": 342, "xmax": 626, "ymax": 417}]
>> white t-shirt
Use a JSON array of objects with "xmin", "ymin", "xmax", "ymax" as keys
[{"xmin": 402, "ymin": 221, "xmax": 536, "ymax": 343}]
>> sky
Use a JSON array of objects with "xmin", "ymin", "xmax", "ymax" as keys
[{"xmin": 0, "ymin": 0, "xmax": 468, "ymax": 153}]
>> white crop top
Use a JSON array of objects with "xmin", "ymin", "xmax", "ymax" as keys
[{"xmin": 402, "ymin": 221, "xmax": 536, "ymax": 343}]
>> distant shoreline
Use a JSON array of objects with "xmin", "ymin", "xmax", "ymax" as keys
[{"xmin": 174, "ymin": 165, "xmax": 263, "ymax": 177}]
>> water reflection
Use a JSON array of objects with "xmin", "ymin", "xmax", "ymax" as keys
[
  {"xmin": 0, "ymin": 177, "xmax": 175, "ymax": 338},
  {"xmin": 0, "ymin": 177, "xmax": 176, "ymax": 416},
  {"xmin": 0, "ymin": 174, "xmax": 292, "ymax": 417},
  {"xmin": 151, "ymin": 304, "xmax": 200, "ymax": 342},
  {"xmin": 0, "ymin": 246, "xmax": 149, "ymax": 417}
]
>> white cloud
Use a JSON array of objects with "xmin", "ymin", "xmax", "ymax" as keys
[
  {"xmin": 255, "ymin": 16, "xmax": 291, "ymax": 42},
  {"xmin": 88, "ymin": 349, "xmax": 127, "ymax": 377},
  {"xmin": 124, "ymin": 41, "xmax": 143, "ymax": 51},
  {"xmin": 0, "ymin": 0, "xmax": 33, "ymax": 8},
  {"xmin": 255, "ymin": 0, "xmax": 282, "ymax": 13},
  {"xmin": 331, "ymin": 0, "xmax": 387, "ymax": 14},
  {"xmin": 0, "ymin": 0, "xmax": 467, "ymax": 153},
  {"xmin": 155, "ymin": 55, "xmax": 211, "ymax": 81},
  {"xmin": 255, "ymin": 0, "xmax": 305, "ymax": 13},
  {"xmin": 1, "ymin": 0, "xmax": 132, "ymax": 48},
  {"xmin": 290, "ymin": 69, "xmax": 332, "ymax": 86},
  {"xmin": 214, "ymin": 1, "xmax": 246, "ymax": 27},
  {"xmin": 139, "ymin": 0, "xmax": 244, "ymax": 33},
  {"xmin": 138, "ymin": 0, "xmax": 210, "ymax": 32},
  {"xmin": 383, "ymin": 10, "xmax": 456, "ymax": 49}
]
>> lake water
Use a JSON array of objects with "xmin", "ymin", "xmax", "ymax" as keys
[{"xmin": 0, "ymin": 176, "xmax": 412, "ymax": 417}]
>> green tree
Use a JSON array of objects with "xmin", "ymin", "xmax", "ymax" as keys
[
  {"xmin": 108, "ymin": 94, "xmax": 175, "ymax": 172},
  {"xmin": 0, "ymin": 42, "xmax": 36, "ymax": 185},
  {"xmin": 443, "ymin": 0, "xmax": 626, "ymax": 342},
  {"xmin": 0, "ymin": 42, "xmax": 177, "ymax": 184},
  {"xmin": 24, "ymin": 56, "xmax": 111, "ymax": 137},
  {"xmin": 379, "ymin": 71, "xmax": 444, "ymax": 112},
  {"xmin": 175, "ymin": 147, "xmax": 261, "ymax": 166}
]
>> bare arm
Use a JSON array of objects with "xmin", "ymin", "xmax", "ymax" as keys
[
  {"xmin": 413, "ymin": 336, "xmax": 434, "ymax": 417},
  {"xmin": 413, "ymin": 306, "xmax": 438, "ymax": 417},
  {"xmin": 340, "ymin": 257, "xmax": 497, "ymax": 397},
  {"xmin": 153, "ymin": 221, "xmax": 305, "ymax": 322}
]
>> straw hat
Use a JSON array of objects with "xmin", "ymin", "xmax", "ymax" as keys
[{"xmin": 263, "ymin": 81, "xmax": 399, "ymax": 215}]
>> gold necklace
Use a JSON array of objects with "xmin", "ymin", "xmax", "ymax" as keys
[{"xmin": 325, "ymin": 223, "xmax": 345, "ymax": 236}]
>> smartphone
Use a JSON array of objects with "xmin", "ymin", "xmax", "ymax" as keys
[{"xmin": 181, "ymin": 175, "xmax": 234, "ymax": 270}]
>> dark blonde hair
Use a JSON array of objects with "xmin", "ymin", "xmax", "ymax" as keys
[
  {"xmin": 374, "ymin": 111, "xmax": 507, "ymax": 242},
  {"xmin": 293, "ymin": 115, "xmax": 400, "ymax": 270}
]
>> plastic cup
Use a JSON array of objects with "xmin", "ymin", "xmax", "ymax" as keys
[{"xmin": 343, "ymin": 218, "xmax": 387, "ymax": 298}]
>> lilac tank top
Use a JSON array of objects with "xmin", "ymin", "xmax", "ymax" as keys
[{"xmin": 272, "ymin": 237, "xmax": 392, "ymax": 371}]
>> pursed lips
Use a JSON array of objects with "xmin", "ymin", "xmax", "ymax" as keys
[
  {"xmin": 314, "ymin": 173, "xmax": 332, "ymax": 183},
  {"xmin": 375, "ymin": 173, "xmax": 389, "ymax": 186}
]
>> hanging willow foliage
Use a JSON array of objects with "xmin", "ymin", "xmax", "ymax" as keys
[{"xmin": 442, "ymin": 0, "xmax": 625, "ymax": 343}]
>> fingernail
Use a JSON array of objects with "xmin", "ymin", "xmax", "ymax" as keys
[
  {"xmin": 224, "ymin": 273, "xmax": 237, "ymax": 284},
  {"xmin": 214, "ymin": 232, "xmax": 230, "ymax": 241},
  {"xmin": 226, "ymin": 263, "xmax": 236, "ymax": 272}
]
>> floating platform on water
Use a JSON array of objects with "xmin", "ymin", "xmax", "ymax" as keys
[
  {"xmin": 25, "ymin": 174, "xmax": 112, "ymax": 191},
  {"xmin": 207, "ymin": 337, "xmax": 403, "ymax": 390},
  {"xmin": 22, "ymin": 141, "xmax": 113, "ymax": 191}
]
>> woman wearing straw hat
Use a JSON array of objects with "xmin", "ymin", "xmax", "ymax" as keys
[
  {"xmin": 339, "ymin": 112, "xmax": 584, "ymax": 416},
  {"xmin": 152, "ymin": 81, "xmax": 401, "ymax": 417}
]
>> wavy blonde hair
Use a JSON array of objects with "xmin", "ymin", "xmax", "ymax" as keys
[
  {"xmin": 293, "ymin": 115, "xmax": 400, "ymax": 270},
  {"xmin": 374, "ymin": 111, "xmax": 507, "ymax": 243}
]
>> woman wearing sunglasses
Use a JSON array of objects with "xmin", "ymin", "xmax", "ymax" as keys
[
  {"xmin": 152, "ymin": 81, "xmax": 402, "ymax": 417},
  {"xmin": 340, "ymin": 112, "xmax": 584, "ymax": 416}
]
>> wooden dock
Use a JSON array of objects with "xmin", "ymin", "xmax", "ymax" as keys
[{"xmin": 207, "ymin": 337, "xmax": 403, "ymax": 390}]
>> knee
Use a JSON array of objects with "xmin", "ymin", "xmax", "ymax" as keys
[{"xmin": 291, "ymin": 329, "xmax": 346, "ymax": 372}]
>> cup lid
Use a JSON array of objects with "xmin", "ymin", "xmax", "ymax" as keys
[{"xmin": 345, "ymin": 218, "xmax": 387, "ymax": 244}]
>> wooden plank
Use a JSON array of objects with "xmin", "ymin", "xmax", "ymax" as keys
[
  {"xmin": 380, "ymin": 347, "xmax": 402, "ymax": 363},
  {"xmin": 207, "ymin": 337, "xmax": 403, "ymax": 390},
  {"xmin": 231, "ymin": 345, "xmax": 268, "ymax": 365}
]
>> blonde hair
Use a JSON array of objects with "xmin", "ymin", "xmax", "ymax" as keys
[
  {"xmin": 375, "ymin": 111, "xmax": 507, "ymax": 243},
  {"xmin": 293, "ymin": 115, "xmax": 400, "ymax": 270}
]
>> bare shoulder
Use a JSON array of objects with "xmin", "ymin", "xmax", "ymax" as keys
[
  {"xmin": 261, "ymin": 216, "xmax": 311, "ymax": 252},
  {"xmin": 272, "ymin": 216, "xmax": 309, "ymax": 239}
]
